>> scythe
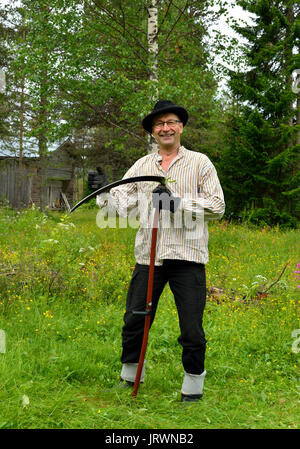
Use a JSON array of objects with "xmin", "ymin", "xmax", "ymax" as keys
[{"xmin": 70, "ymin": 175, "xmax": 165, "ymax": 398}]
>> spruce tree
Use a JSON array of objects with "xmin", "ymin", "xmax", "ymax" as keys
[{"xmin": 221, "ymin": 0, "xmax": 300, "ymax": 227}]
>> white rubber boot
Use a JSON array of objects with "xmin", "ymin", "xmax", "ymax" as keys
[
  {"xmin": 181, "ymin": 370, "xmax": 206, "ymax": 402},
  {"xmin": 120, "ymin": 361, "xmax": 146, "ymax": 385}
]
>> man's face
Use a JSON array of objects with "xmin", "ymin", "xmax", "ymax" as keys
[{"xmin": 152, "ymin": 113, "xmax": 183, "ymax": 150}]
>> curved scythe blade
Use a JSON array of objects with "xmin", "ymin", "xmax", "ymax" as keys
[{"xmin": 70, "ymin": 175, "xmax": 166, "ymax": 213}]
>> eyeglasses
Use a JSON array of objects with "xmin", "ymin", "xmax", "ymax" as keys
[{"xmin": 153, "ymin": 120, "xmax": 181, "ymax": 130}]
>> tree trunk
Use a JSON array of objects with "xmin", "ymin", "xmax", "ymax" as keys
[
  {"xmin": 17, "ymin": 18, "xmax": 26, "ymax": 210},
  {"xmin": 297, "ymin": 87, "xmax": 300, "ymax": 145},
  {"xmin": 147, "ymin": 0, "xmax": 158, "ymax": 154},
  {"xmin": 38, "ymin": 73, "xmax": 49, "ymax": 211}
]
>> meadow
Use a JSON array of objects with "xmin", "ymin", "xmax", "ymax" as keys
[{"xmin": 0, "ymin": 206, "xmax": 299, "ymax": 429}]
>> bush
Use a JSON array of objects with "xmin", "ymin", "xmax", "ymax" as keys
[{"xmin": 244, "ymin": 201, "xmax": 298, "ymax": 229}]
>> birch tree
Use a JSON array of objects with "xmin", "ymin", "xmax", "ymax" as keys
[
  {"xmin": 51, "ymin": 0, "xmax": 220, "ymax": 152},
  {"xmin": 147, "ymin": 0, "xmax": 158, "ymax": 153}
]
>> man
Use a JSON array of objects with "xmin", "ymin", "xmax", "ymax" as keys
[{"xmin": 97, "ymin": 100, "xmax": 225, "ymax": 402}]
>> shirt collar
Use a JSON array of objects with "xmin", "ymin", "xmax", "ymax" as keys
[{"xmin": 154, "ymin": 145, "xmax": 185, "ymax": 162}]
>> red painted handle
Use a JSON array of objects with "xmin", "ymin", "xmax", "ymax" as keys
[{"xmin": 132, "ymin": 208, "xmax": 160, "ymax": 398}]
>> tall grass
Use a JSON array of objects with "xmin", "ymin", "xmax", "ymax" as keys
[{"xmin": 0, "ymin": 207, "xmax": 299, "ymax": 429}]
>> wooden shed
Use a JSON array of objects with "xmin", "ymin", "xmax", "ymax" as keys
[{"xmin": 0, "ymin": 144, "xmax": 75, "ymax": 210}]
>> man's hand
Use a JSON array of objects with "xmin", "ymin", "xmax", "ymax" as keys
[{"xmin": 152, "ymin": 185, "xmax": 181, "ymax": 213}]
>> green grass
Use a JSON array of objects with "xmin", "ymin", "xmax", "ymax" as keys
[{"xmin": 0, "ymin": 207, "xmax": 299, "ymax": 429}]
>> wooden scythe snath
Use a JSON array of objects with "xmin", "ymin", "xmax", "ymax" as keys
[{"xmin": 131, "ymin": 207, "xmax": 160, "ymax": 398}]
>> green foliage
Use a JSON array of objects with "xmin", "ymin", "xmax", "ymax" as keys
[
  {"xmin": 220, "ymin": 0, "xmax": 300, "ymax": 227},
  {"xmin": 245, "ymin": 204, "xmax": 298, "ymax": 229},
  {"xmin": 2, "ymin": 0, "xmax": 299, "ymax": 228},
  {"xmin": 3, "ymin": 0, "xmax": 224, "ymax": 158}
]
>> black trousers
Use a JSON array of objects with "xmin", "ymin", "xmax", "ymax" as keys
[{"xmin": 121, "ymin": 259, "xmax": 207, "ymax": 375}]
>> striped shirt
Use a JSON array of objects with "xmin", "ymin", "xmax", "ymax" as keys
[{"xmin": 97, "ymin": 146, "xmax": 225, "ymax": 266}]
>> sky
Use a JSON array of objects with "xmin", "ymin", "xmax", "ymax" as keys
[
  {"xmin": 212, "ymin": 1, "xmax": 257, "ymax": 38},
  {"xmin": 208, "ymin": 1, "xmax": 257, "ymax": 91}
]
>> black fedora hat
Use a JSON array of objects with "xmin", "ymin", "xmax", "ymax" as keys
[{"xmin": 142, "ymin": 100, "xmax": 188, "ymax": 134}]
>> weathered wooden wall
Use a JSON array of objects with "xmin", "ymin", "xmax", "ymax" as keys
[
  {"xmin": 0, "ymin": 159, "xmax": 38, "ymax": 208},
  {"xmin": 0, "ymin": 151, "xmax": 74, "ymax": 209}
]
